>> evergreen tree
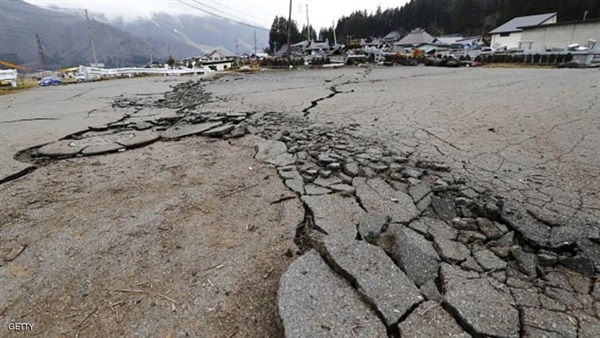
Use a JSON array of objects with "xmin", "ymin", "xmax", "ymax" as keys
[{"xmin": 268, "ymin": 16, "xmax": 301, "ymax": 53}]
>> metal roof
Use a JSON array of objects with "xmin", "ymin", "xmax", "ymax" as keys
[
  {"xmin": 489, "ymin": 13, "xmax": 557, "ymax": 34},
  {"xmin": 395, "ymin": 29, "xmax": 436, "ymax": 46}
]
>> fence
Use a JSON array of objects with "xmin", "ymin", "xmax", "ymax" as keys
[{"xmin": 78, "ymin": 66, "xmax": 215, "ymax": 81}]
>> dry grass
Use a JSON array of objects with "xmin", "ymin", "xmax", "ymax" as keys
[
  {"xmin": 482, "ymin": 63, "xmax": 557, "ymax": 69},
  {"xmin": 0, "ymin": 78, "xmax": 38, "ymax": 95}
]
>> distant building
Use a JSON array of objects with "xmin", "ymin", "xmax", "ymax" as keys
[
  {"xmin": 436, "ymin": 34, "xmax": 463, "ymax": 45},
  {"xmin": 489, "ymin": 13, "xmax": 557, "ymax": 50},
  {"xmin": 382, "ymin": 31, "xmax": 402, "ymax": 43}
]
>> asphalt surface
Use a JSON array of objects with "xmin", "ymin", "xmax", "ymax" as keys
[
  {"xmin": 0, "ymin": 76, "xmax": 192, "ymax": 181},
  {"xmin": 202, "ymin": 66, "xmax": 600, "ymax": 221}
]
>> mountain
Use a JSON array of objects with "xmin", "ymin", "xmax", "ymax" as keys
[
  {"xmin": 335, "ymin": 0, "xmax": 600, "ymax": 40},
  {"xmin": 0, "ymin": 0, "xmax": 268, "ymax": 69},
  {"xmin": 115, "ymin": 14, "xmax": 268, "ymax": 60}
]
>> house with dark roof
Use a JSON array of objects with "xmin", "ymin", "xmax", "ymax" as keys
[
  {"xmin": 489, "ymin": 13, "xmax": 557, "ymax": 50},
  {"xmin": 395, "ymin": 29, "xmax": 437, "ymax": 47}
]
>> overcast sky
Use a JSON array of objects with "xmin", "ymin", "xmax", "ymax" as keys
[{"xmin": 25, "ymin": 0, "xmax": 410, "ymax": 29}]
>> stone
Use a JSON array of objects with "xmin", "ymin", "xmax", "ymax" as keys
[
  {"xmin": 304, "ymin": 184, "xmax": 330, "ymax": 196},
  {"xmin": 338, "ymin": 173, "xmax": 353, "ymax": 185},
  {"xmin": 319, "ymin": 169, "xmax": 332, "ymax": 178},
  {"xmin": 574, "ymin": 310, "xmax": 600, "ymax": 338},
  {"xmin": 358, "ymin": 214, "xmax": 390, "ymax": 244},
  {"xmin": 369, "ymin": 162, "xmax": 389, "ymax": 173},
  {"xmin": 161, "ymin": 121, "xmax": 222, "ymax": 139},
  {"xmin": 317, "ymin": 153, "xmax": 335, "ymax": 165},
  {"xmin": 277, "ymin": 250, "xmax": 387, "ymax": 338},
  {"xmin": 510, "ymin": 247, "xmax": 538, "ymax": 277},
  {"xmin": 443, "ymin": 274, "xmax": 519, "ymax": 338},
  {"xmin": 342, "ymin": 162, "xmax": 360, "ymax": 177},
  {"xmin": 521, "ymin": 308, "xmax": 577, "ymax": 338},
  {"xmin": 510, "ymin": 287, "xmax": 540, "ymax": 308},
  {"xmin": 423, "ymin": 217, "xmax": 458, "ymax": 240},
  {"xmin": 285, "ymin": 179, "xmax": 305, "ymax": 195},
  {"xmin": 116, "ymin": 131, "xmax": 160, "ymax": 148},
  {"xmin": 398, "ymin": 301, "xmax": 471, "ymax": 338},
  {"xmin": 255, "ymin": 138, "xmax": 287, "ymax": 161},
  {"xmin": 461, "ymin": 256, "xmax": 484, "ymax": 272},
  {"xmin": 302, "ymin": 194, "xmax": 364, "ymax": 240},
  {"xmin": 37, "ymin": 140, "xmax": 86, "ymax": 157},
  {"xmin": 314, "ymin": 238, "xmax": 423, "ymax": 326},
  {"xmin": 523, "ymin": 327, "xmax": 563, "ymax": 338},
  {"xmin": 353, "ymin": 177, "xmax": 418, "ymax": 224},
  {"xmin": 329, "ymin": 184, "xmax": 355, "ymax": 197},
  {"xmin": 545, "ymin": 288, "xmax": 583, "ymax": 310},
  {"xmin": 419, "ymin": 280, "xmax": 443, "ymax": 302},
  {"xmin": 379, "ymin": 225, "xmax": 440, "ymax": 286},
  {"xmin": 451, "ymin": 218, "xmax": 478, "ymax": 231},
  {"xmin": 81, "ymin": 142, "xmax": 124, "ymax": 155},
  {"xmin": 457, "ymin": 231, "xmax": 486, "ymax": 244},
  {"xmin": 431, "ymin": 196, "xmax": 457, "ymax": 222},
  {"xmin": 501, "ymin": 200, "xmax": 551, "ymax": 247},
  {"xmin": 435, "ymin": 238, "xmax": 471, "ymax": 264},
  {"xmin": 202, "ymin": 123, "xmax": 235, "ymax": 137},
  {"xmin": 473, "ymin": 249, "xmax": 507, "ymax": 271},
  {"xmin": 477, "ymin": 217, "xmax": 504, "ymax": 240},
  {"xmin": 402, "ymin": 168, "xmax": 423, "ymax": 179},
  {"xmin": 416, "ymin": 194, "xmax": 432, "ymax": 212},
  {"xmin": 265, "ymin": 152, "xmax": 295, "ymax": 167},
  {"xmin": 327, "ymin": 162, "xmax": 341, "ymax": 171},
  {"xmin": 538, "ymin": 251, "xmax": 559, "ymax": 266},
  {"xmin": 409, "ymin": 182, "xmax": 431, "ymax": 203}
]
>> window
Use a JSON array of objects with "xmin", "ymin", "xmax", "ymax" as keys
[{"xmin": 500, "ymin": 32, "xmax": 510, "ymax": 37}]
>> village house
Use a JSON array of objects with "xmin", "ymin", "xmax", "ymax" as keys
[{"xmin": 489, "ymin": 12, "xmax": 557, "ymax": 50}]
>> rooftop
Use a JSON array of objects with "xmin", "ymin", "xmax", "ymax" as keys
[{"xmin": 489, "ymin": 12, "xmax": 557, "ymax": 34}]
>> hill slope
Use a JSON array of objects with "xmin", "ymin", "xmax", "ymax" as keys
[{"xmin": 0, "ymin": 0, "xmax": 268, "ymax": 69}]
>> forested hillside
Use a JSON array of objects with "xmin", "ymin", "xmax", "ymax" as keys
[{"xmin": 333, "ymin": 0, "xmax": 600, "ymax": 40}]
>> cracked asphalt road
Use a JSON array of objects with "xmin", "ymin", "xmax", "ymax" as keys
[
  {"xmin": 0, "ymin": 76, "xmax": 192, "ymax": 182},
  {"xmin": 1, "ymin": 66, "xmax": 599, "ymax": 337},
  {"xmin": 203, "ymin": 67, "xmax": 600, "ymax": 222}
]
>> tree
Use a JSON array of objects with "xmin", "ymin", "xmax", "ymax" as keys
[
  {"xmin": 166, "ymin": 55, "xmax": 175, "ymax": 69},
  {"xmin": 301, "ymin": 25, "xmax": 317, "ymax": 41},
  {"xmin": 268, "ymin": 16, "xmax": 301, "ymax": 53}
]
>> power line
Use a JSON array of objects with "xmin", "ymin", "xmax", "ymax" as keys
[
  {"xmin": 205, "ymin": 0, "xmax": 267, "ymax": 25},
  {"xmin": 188, "ymin": 0, "xmax": 264, "ymax": 27},
  {"xmin": 175, "ymin": 0, "xmax": 269, "ymax": 31}
]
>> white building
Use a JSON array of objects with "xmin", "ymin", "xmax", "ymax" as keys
[
  {"xmin": 489, "ymin": 13, "xmax": 557, "ymax": 50},
  {"xmin": 519, "ymin": 18, "xmax": 600, "ymax": 52}
]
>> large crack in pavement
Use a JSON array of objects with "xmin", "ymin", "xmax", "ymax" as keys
[{"xmin": 4, "ymin": 78, "xmax": 599, "ymax": 337}]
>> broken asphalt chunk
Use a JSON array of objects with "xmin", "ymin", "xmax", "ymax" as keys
[
  {"xmin": 277, "ymin": 250, "xmax": 387, "ymax": 338},
  {"xmin": 312, "ymin": 237, "xmax": 423, "ymax": 326}
]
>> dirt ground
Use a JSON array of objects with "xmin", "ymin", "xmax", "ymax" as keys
[{"xmin": 0, "ymin": 136, "xmax": 304, "ymax": 337}]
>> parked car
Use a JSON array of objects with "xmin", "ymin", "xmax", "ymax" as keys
[
  {"xmin": 38, "ymin": 77, "xmax": 61, "ymax": 86},
  {"xmin": 75, "ymin": 72, "xmax": 87, "ymax": 82}
]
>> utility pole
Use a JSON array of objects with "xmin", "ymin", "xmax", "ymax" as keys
[
  {"xmin": 332, "ymin": 21, "xmax": 337, "ymax": 46},
  {"xmin": 85, "ymin": 9, "xmax": 98, "ymax": 66},
  {"xmin": 287, "ymin": 0, "xmax": 292, "ymax": 67},
  {"xmin": 235, "ymin": 38, "xmax": 239, "ymax": 57},
  {"xmin": 254, "ymin": 30, "xmax": 257, "ymax": 56},
  {"xmin": 306, "ymin": 4, "xmax": 310, "ymax": 42},
  {"xmin": 35, "ymin": 33, "xmax": 46, "ymax": 70}
]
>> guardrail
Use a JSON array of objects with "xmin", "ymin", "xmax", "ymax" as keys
[{"xmin": 0, "ymin": 69, "xmax": 18, "ymax": 87}]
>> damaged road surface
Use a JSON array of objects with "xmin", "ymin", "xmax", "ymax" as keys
[{"xmin": 2, "ymin": 66, "xmax": 600, "ymax": 337}]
